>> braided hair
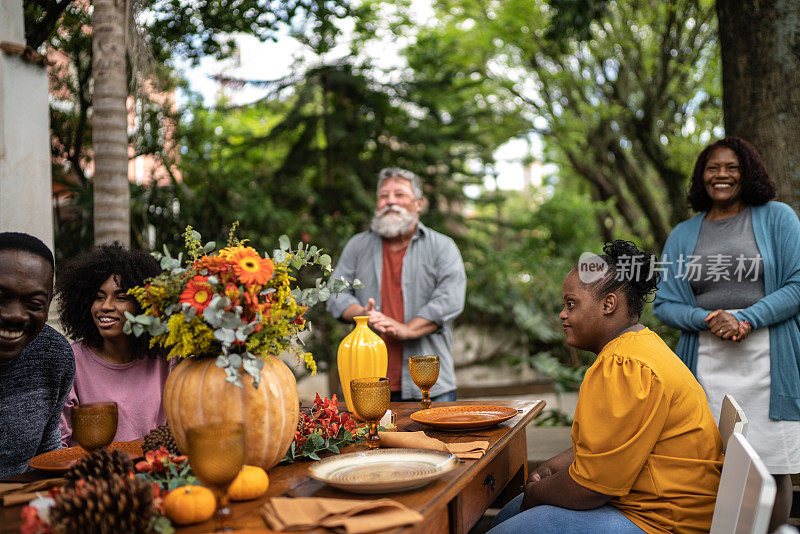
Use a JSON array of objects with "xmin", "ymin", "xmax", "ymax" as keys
[{"xmin": 587, "ymin": 240, "xmax": 660, "ymax": 318}]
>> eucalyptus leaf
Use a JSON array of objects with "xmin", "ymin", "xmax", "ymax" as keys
[
  {"xmin": 330, "ymin": 278, "xmax": 346, "ymax": 293},
  {"xmin": 183, "ymin": 305, "xmax": 196, "ymax": 322},
  {"xmin": 227, "ymin": 353, "xmax": 242, "ymax": 369},
  {"xmin": 279, "ymin": 235, "xmax": 291, "ymax": 251},
  {"xmin": 132, "ymin": 324, "xmax": 144, "ymax": 337},
  {"xmin": 273, "ymin": 249, "xmax": 286, "ymax": 263},
  {"xmin": 135, "ymin": 314, "xmax": 153, "ymax": 326},
  {"xmin": 353, "ymin": 279, "xmax": 365, "ymax": 289},
  {"xmin": 318, "ymin": 254, "xmax": 331, "ymax": 266},
  {"xmin": 202, "ymin": 241, "xmax": 216, "ymax": 253},
  {"xmin": 214, "ymin": 328, "xmax": 236, "ymax": 344}
]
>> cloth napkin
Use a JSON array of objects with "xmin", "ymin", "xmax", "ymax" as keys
[
  {"xmin": 0, "ymin": 479, "xmax": 64, "ymax": 507},
  {"xmin": 377, "ymin": 431, "xmax": 489, "ymax": 459},
  {"xmin": 2, "ymin": 491, "xmax": 45, "ymax": 507},
  {"xmin": 262, "ymin": 497, "xmax": 423, "ymax": 534}
]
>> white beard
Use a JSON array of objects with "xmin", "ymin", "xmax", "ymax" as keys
[{"xmin": 370, "ymin": 206, "xmax": 418, "ymax": 238}]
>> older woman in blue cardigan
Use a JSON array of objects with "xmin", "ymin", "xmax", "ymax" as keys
[{"xmin": 654, "ymin": 136, "xmax": 800, "ymax": 532}]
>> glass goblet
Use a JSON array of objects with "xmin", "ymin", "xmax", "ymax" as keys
[
  {"xmin": 409, "ymin": 355, "xmax": 440, "ymax": 410},
  {"xmin": 186, "ymin": 422, "xmax": 246, "ymax": 532},
  {"xmin": 350, "ymin": 377, "xmax": 390, "ymax": 449},
  {"xmin": 71, "ymin": 402, "xmax": 118, "ymax": 452}
]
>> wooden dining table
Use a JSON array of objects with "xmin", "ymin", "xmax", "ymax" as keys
[{"xmin": 0, "ymin": 399, "xmax": 545, "ymax": 534}]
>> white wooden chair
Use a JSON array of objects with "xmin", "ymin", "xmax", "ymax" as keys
[
  {"xmin": 719, "ymin": 394, "xmax": 749, "ymax": 453},
  {"xmin": 710, "ymin": 433, "xmax": 776, "ymax": 534}
]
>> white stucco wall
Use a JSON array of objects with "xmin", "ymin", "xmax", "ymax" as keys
[{"xmin": 0, "ymin": 0, "xmax": 54, "ymax": 251}]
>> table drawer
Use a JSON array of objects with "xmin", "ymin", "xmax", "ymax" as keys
[{"xmin": 454, "ymin": 434, "xmax": 526, "ymax": 533}]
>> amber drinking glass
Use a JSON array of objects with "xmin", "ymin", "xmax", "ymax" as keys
[
  {"xmin": 350, "ymin": 377, "xmax": 390, "ymax": 449},
  {"xmin": 409, "ymin": 355, "xmax": 440, "ymax": 409},
  {"xmin": 186, "ymin": 422, "xmax": 246, "ymax": 532},
  {"xmin": 71, "ymin": 402, "xmax": 118, "ymax": 452}
]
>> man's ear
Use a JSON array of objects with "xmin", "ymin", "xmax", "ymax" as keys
[
  {"xmin": 602, "ymin": 293, "xmax": 618, "ymax": 315},
  {"xmin": 417, "ymin": 196, "xmax": 428, "ymax": 214}
]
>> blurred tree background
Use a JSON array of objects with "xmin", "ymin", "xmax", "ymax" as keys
[{"xmin": 30, "ymin": 0, "xmax": 787, "ymax": 401}]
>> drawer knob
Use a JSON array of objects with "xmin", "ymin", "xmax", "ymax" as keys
[{"xmin": 483, "ymin": 473, "xmax": 496, "ymax": 493}]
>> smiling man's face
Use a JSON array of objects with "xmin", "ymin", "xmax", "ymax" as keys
[{"xmin": 0, "ymin": 250, "xmax": 53, "ymax": 361}]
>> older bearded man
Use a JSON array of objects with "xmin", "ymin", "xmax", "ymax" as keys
[{"xmin": 327, "ymin": 168, "xmax": 466, "ymax": 401}]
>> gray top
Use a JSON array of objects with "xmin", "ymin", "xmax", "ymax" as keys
[
  {"xmin": 0, "ymin": 325, "xmax": 75, "ymax": 478},
  {"xmin": 691, "ymin": 207, "xmax": 765, "ymax": 309},
  {"xmin": 326, "ymin": 221, "xmax": 466, "ymax": 398}
]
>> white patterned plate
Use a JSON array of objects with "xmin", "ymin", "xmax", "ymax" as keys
[{"xmin": 308, "ymin": 448, "xmax": 458, "ymax": 494}]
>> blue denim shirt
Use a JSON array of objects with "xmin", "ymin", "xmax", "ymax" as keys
[{"xmin": 326, "ymin": 221, "xmax": 466, "ymax": 398}]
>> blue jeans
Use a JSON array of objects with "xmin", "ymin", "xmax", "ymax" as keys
[
  {"xmin": 390, "ymin": 390, "xmax": 456, "ymax": 402},
  {"xmin": 487, "ymin": 494, "xmax": 645, "ymax": 534}
]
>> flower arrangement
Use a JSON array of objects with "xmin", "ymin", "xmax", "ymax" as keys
[
  {"xmin": 124, "ymin": 226, "xmax": 361, "ymax": 387},
  {"xmin": 282, "ymin": 394, "xmax": 362, "ymax": 462}
]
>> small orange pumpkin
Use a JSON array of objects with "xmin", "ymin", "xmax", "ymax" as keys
[
  {"xmin": 227, "ymin": 465, "xmax": 269, "ymax": 501},
  {"xmin": 163, "ymin": 485, "xmax": 216, "ymax": 525}
]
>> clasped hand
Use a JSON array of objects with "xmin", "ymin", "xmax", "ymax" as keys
[
  {"xmin": 704, "ymin": 309, "xmax": 752, "ymax": 342},
  {"xmin": 358, "ymin": 298, "xmax": 411, "ymax": 340}
]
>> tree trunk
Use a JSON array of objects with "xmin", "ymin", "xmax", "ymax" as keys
[
  {"xmin": 717, "ymin": 0, "xmax": 800, "ymax": 214},
  {"xmin": 92, "ymin": 0, "xmax": 130, "ymax": 246}
]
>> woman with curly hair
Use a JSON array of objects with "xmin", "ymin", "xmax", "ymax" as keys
[
  {"xmin": 654, "ymin": 136, "xmax": 800, "ymax": 531},
  {"xmin": 57, "ymin": 244, "xmax": 170, "ymax": 446}
]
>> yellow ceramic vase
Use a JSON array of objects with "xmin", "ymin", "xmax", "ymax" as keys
[{"xmin": 337, "ymin": 316, "xmax": 388, "ymax": 415}]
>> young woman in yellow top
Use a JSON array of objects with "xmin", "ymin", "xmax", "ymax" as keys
[{"xmin": 488, "ymin": 240, "xmax": 724, "ymax": 534}]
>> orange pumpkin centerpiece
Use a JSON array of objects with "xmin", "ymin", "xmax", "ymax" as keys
[
  {"xmin": 163, "ymin": 357, "xmax": 299, "ymax": 471},
  {"xmin": 164, "ymin": 485, "xmax": 216, "ymax": 526},
  {"xmin": 228, "ymin": 465, "xmax": 270, "ymax": 501}
]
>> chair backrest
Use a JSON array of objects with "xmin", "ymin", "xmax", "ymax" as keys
[
  {"xmin": 710, "ymin": 433, "xmax": 776, "ymax": 534},
  {"xmin": 719, "ymin": 394, "xmax": 749, "ymax": 453}
]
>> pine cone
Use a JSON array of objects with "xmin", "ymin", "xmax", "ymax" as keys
[
  {"xmin": 64, "ymin": 449, "xmax": 134, "ymax": 489},
  {"xmin": 50, "ymin": 474, "xmax": 156, "ymax": 534},
  {"xmin": 142, "ymin": 425, "xmax": 181, "ymax": 456}
]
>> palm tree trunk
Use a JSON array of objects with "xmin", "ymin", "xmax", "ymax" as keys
[{"xmin": 92, "ymin": 0, "xmax": 130, "ymax": 246}]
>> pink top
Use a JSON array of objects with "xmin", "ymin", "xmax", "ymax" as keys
[{"xmin": 60, "ymin": 341, "xmax": 171, "ymax": 447}]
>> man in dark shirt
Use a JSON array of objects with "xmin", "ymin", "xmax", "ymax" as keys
[{"xmin": 0, "ymin": 232, "xmax": 75, "ymax": 478}]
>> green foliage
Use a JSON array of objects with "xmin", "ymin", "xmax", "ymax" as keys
[
  {"xmin": 404, "ymin": 0, "xmax": 721, "ymax": 250},
  {"xmin": 134, "ymin": 450, "xmax": 198, "ymax": 492},
  {"xmin": 460, "ymin": 185, "xmax": 603, "ymax": 374},
  {"xmin": 282, "ymin": 428, "xmax": 362, "ymax": 463}
]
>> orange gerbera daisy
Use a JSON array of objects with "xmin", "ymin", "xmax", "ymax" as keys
[
  {"xmin": 180, "ymin": 276, "xmax": 213, "ymax": 313},
  {"xmin": 224, "ymin": 246, "xmax": 274, "ymax": 285}
]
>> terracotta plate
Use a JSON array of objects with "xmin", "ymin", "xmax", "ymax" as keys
[
  {"xmin": 308, "ymin": 448, "xmax": 457, "ymax": 494},
  {"xmin": 410, "ymin": 405, "xmax": 519, "ymax": 430},
  {"xmin": 28, "ymin": 441, "xmax": 144, "ymax": 473}
]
